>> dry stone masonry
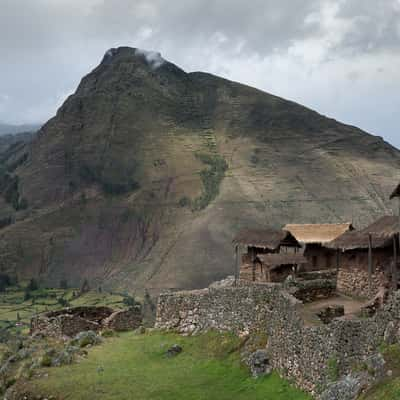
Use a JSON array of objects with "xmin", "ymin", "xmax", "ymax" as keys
[
  {"xmin": 156, "ymin": 281, "xmax": 400, "ymax": 397},
  {"xmin": 30, "ymin": 306, "xmax": 142, "ymax": 338}
]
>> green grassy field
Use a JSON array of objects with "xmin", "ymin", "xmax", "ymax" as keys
[{"xmin": 22, "ymin": 331, "xmax": 311, "ymax": 400}]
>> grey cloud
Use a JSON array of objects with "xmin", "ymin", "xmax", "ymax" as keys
[{"xmin": 334, "ymin": 0, "xmax": 400, "ymax": 54}]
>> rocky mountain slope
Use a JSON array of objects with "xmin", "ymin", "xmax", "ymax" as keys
[{"xmin": 0, "ymin": 47, "xmax": 399, "ymax": 293}]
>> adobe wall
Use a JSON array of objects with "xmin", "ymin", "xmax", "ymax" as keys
[{"xmin": 156, "ymin": 283, "xmax": 400, "ymax": 396}]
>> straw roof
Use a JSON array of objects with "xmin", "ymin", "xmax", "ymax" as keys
[
  {"xmin": 327, "ymin": 216, "xmax": 400, "ymax": 251},
  {"xmin": 283, "ymin": 223, "xmax": 353, "ymax": 245},
  {"xmin": 233, "ymin": 228, "xmax": 300, "ymax": 251},
  {"xmin": 257, "ymin": 253, "xmax": 307, "ymax": 268},
  {"xmin": 390, "ymin": 184, "xmax": 400, "ymax": 199}
]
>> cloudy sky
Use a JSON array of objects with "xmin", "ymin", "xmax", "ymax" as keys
[{"xmin": 1, "ymin": 0, "xmax": 399, "ymax": 147}]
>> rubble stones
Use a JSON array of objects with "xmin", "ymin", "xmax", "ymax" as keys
[
  {"xmin": 70, "ymin": 331, "xmax": 102, "ymax": 348},
  {"xmin": 166, "ymin": 344, "xmax": 182, "ymax": 357},
  {"xmin": 317, "ymin": 305, "xmax": 345, "ymax": 324},
  {"xmin": 247, "ymin": 350, "xmax": 272, "ymax": 378},
  {"xmin": 320, "ymin": 374, "xmax": 368, "ymax": 400},
  {"xmin": 208, "ymin": 276, "xmax": 235, "ymax": 289}
]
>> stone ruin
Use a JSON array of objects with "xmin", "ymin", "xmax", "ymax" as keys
[
  {"xmin": 156, "ymin": 276, "xmax": 400, "ymax": 398},
  {"xmin": 30, "ymin": 306, "xmax": 142, "ymax": 338}
]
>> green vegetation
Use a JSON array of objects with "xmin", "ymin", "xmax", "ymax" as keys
[
  {"xmin": 360, "ymin": 344, "xmax": 400, "ymax": 400},
  {"xmin": 0, "ymin": 286, "xmax": 127, "ymax": 336},
  {"xmin": 25, "ymin": 331, "xmax": 311, "ymax": 400},
  {"xmin": 192, "ymin": 153, "xmax": 228, "ymax": 210},
  {"xmin": 327, "ymin": 356, "xmax": 339, "ymax": 381}
]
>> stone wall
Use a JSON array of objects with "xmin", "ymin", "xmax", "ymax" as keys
[
  {"xmin": 30, "ymin": 306, "xmax": 142, "ymax": 338},
  {"xmin": 337, "ymin": 267, "xmax": 381, "ymax": 298},
  {"xmin": 156, "ymin": 285, "xmax": 286, "ymax": 336},
  {"xmin": 103, "ymin": 308, "xmax": 142, "ymax": 331},
  {"xmin": 287, "ymin": 278, "xmax": 336, "ymax": 303},
  {"xmin": 156, "ymin": 283, "xmax": 400, "ymax": 396}
]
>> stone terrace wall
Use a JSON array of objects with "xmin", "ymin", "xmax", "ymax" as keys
[
  {"xmin": 287, "ymin": 278, "xmax": 336, "ymax": 303},
  {"xmin": 156, "ymin": 284, "xmax": 400, "ymax": 396},
  {"xmin": 156, "ymin": 285, "xmax": 287, "ymax": 336},
  {"xmin": 337, "ymin": 267, "xmax": 381, "ymax": 298}
]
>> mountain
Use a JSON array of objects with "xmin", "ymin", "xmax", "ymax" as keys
[
  {"xmin": 0, "ymin": 46, "xmax": 399, "ymax": 294},
  {"xmin": 0, "ymin": 122, "xmax": 41, "ymax": 136}
]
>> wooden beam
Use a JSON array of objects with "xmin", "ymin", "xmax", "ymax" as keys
[
  {"xmin": 368, "ymin": 233, "xmax": 373, "ymax": 296},
  {"xmin": 234, "ymin": 244, "xmax": 239, "ymax": 286},
  {"xmin": 336, "ymin": 249, "xmax": 340, "ymax": 274}
]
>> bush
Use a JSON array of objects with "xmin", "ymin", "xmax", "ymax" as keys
[
  {"xmin": 80, "ymin": 279, "xmax": 90, "ymax": 294},
  {"xmin": 0, "ymin": 273, "xmax": 11, "ymax": 292},
  {"xmin": 40, "ymin": 353, "xmax": 53, "ymax": 367},
  {"xmin": 57, "ymin": 297, "xmax": 70, "ymax": 307},
  {"xmin": 23, "ymin": 290, "xmax": 31, "ymax": 301},
  {"xmin": 178, "ymin": 196, "xmax": 191, "ymax": 208},
  {"xmin": 27, "ymin": 278, "xmax": 39, "ymax": 291},
  {"xmin": 70, "ymin": 331, "xmax": 102, "ymax": 348},
  {"xmin": 123, "ymin": 295, "xmax": 137, "ymax": 308}
]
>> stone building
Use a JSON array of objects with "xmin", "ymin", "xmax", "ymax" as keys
[
  {"xmin": 283, "ymin": 223, "xmax": 353, "ymax": 271},
  {"xmin": 327, "ymin": 216, "xmax": 400, "ymax": 298},
  {"xmin": 233, "ymin": 228, "xmax": 301, "ymax": 282}
]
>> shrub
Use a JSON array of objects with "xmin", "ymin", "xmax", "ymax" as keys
[
  {"xmin": 57, "ymin": 297, "xmax": 70, "ymax": 307},
  {"xmin": 27, "ymin": 278, "xmax": 39, "ymax": 291},
  {"xmin": 192, "ymin": 153, "xmax": 228, "ymax": 211},
  {"xmin": 123, "ymin": 295, "xmax": 137, "ymax": 308},
  {"xmin": 327, "ymin": 357, "xmax": 339, "ymax": 381},
  {"xmin": 178, "ymin": 196, "xmax": 191, "ymax": 208},
  {"xmin": 80, "ymin": 279, "xmax": 90, "ymax": 294},
  {"xmin": 0, "ymin": 273, "xmax": 11, "ymax": 292},
  {"xmin": 40, "ymin": 353, "xmax": 53, "ymax": 367}
]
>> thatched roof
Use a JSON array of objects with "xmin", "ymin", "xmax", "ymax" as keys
[
  {"xmin": 283, "ymin": 223, "xmax": 353, "ymax": 244},
  {"xmin": 390, "ymin": 184, "xmax": 400, "ymax": 199},
  {"xmin": 233, "ymin": 228, "xmax": 300, "ymax": 250},
  {"xmin": 257, "ymin": 253, "xmax": 307, "ymax": 268},
  {"xmin": 327, "ymin": 216, "xmax": 400, "ymax": 251}
]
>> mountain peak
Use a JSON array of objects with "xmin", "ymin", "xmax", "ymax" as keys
[{"xmin": 101, "ymin": 46, "xmax": 166, "ymax": 70}]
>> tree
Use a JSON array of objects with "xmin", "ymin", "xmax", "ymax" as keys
[
  {"xmin": 80, "ymin": 279, "xmax": 90, "ymax": 294},
  {"xmin": 0, "ymin": 273, "xmax": 11, "ymax": 292},
  {"xmin": 27, "ymin": 278, "xmax": 39, "ymax": 291},
  {"xmin": 57, "ymin": 297, "xmax": 69, "ymax": 307},
  {"xmin": 123, "ymin": 295, "xmax": 136, "ymax": 308}
]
